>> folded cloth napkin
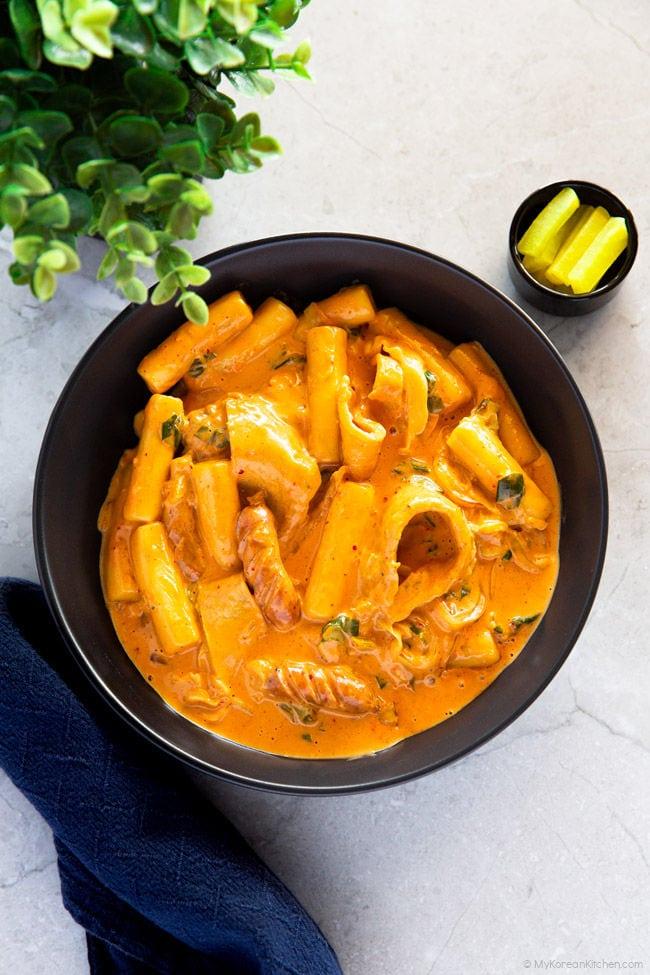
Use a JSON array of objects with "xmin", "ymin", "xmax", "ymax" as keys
[{"xmin": 0, "ymin": 578, "xmax": 342, "ymax": 975}]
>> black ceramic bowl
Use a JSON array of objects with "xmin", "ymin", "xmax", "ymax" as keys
[
  {"xmin": 34, "ymin": 234, "xmax": 608, "ymax": 794},
  {"xmin": 508, "ymin": 179, "xmax": 638, "ymax": 316}
]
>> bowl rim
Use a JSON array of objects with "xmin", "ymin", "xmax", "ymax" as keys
[
  {"xmin": 33, "ymin": 232, "xmax": 609, "ymax": 794},
  {"xmin": 508, "ymin": 178, "xmax": 638, "ymax": 304}
]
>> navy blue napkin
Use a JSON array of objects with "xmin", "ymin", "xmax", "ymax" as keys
[{"xmin": 0, "ymin": 578, "xmax": 342, "ymax": 975}]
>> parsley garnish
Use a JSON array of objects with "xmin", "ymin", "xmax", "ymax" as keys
[
  {"xmin": 273, "ymin": 353, "xmax": 306, "ymax": 370},
  {"xmin": 279, "ymin": 703, "xmax": 316, "ymax": 725},
  {"xmin": 510, "ymin": 613, "xmax": 540, "ymax": 631},
  {"xmin": 425, "ymin": 369, "xmax": 443, "ymax": 414},
  {"xmin": 321, "ymin": 614, "xmax": 360, "ymax": 642},
  {"xmin": 411, "ymin": 459, "xmax": 430, "ymax": 473},
  {"xmin": 161, "ymin": 414, "xmax": 182, "ymax": 451},
  {"xmin": 502, "ymin": 549, "xmax": 513, "ymax": 561},
  {"xmin": 195, "ymin": 425, "xmax": 229, "ymax": 450},
  {"xmin": 375, "ymin": 675, "xmax": 388, "ymax": 689},
  {"xmin": 496, "ymin": 473, "xmax": 525, "ymax": 509},
  {"xmin": 187, "ymin": 351, "xmax": 216, "ymax": 378}
]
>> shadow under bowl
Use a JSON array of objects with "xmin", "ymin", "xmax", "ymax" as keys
[{"xmin": 34, "ymin": 233, "xmax": 608, "ymax": 794}]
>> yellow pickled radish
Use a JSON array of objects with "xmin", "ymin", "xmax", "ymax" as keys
[
  {"xmin": 567, "ymin": 217, "xmax": 628, "ymax": 294},
  {"xmin": 546, "ymin": 205, "xmax": 609, "ymax": 286},
  {"xmin": 517, "ymin": 187, "xmax": 580, "ymax": 257},
  {"xmin": 522, "ymin": 206, "xmax": 586, "ymax": 274}
]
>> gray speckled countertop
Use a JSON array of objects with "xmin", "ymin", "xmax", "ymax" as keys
[{"xmin": 1, "ymin": 1, "xmax": 649, "ymax": 972}]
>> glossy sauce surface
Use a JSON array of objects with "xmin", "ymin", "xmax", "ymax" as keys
[{"xmin": 99, "ymin": 288, "xmax": 560, "ymax": 759}]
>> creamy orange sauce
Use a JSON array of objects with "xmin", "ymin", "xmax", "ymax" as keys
[{"xmin": 99, "ymin": 287, "xmax": 560, "ymax": 759}]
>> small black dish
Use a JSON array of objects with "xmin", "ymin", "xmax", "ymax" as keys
[
  {"xmin": 508, "ymin": 180, "xmax": 638, "ymax": 316},
  {"xmin": 34, "ymin": 234, "xmax": 608, "ymax": 794}
]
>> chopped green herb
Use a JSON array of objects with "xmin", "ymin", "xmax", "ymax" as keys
[
  {"xmin": 279, "ymin": 702, "xmax": 316, "ymax": 725},
  {"xmin": 392, "ymin": 465, "xmax": 405, "ymax": 476},
  {"xmin": 375, "ymin": 675, "xmax": 388, "ymax": 689},
  {"xmin": 459, "ymin": 584, "xmax": 471, "ymax": 599},
  {"xmin": 494, "ymin": 625, "xmax": 504, "ymax": 635},
  {"xmin": 409, "ymin": 622, "xmax": 423, "ymax": 636},
  {"xmin": 161, "ymin": 414, "xmax": 182, "ymax": 451},
  {"xmin": 425, "ymin": 369, "xmax": 443, "ymax": 414},
  {"xmin": 187, "ymin": 351, "xmax": 216, "ymax": 378},
  {"xmin": 502, "ymin": 549, "xmax": 513, "ymax": 561},
  {"xmin": 411, "ymin": 459, "xmax": 430, "ymax": 473},
  {"xmin": 510, "ymin": 613, "xmax": 540, "ymax": 631},
  {"xmin": 194, "ymin": 425, "xmax": 229, "ymax": 450},
  {"xmin": 496, "ymin": 473, "xmax": 525, "ymax": 509},
  {"xmin": 273, "ymin": 353, "xmax": 306, "ymax": 370},
  {"xmin": 321, "ymin": 614, "xmax": 360, "ymax": 643},
  {"xmin": 301, "ymin": 733, "xmax": 313, "ymax": 743}
]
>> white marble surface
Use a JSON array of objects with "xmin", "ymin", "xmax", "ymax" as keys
[{"xmin": 1, "ymin": 1, "xmax": 649, "ymax": 972}]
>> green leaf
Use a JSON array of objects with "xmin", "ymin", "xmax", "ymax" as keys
[
  {"xmin": 107, "ymin": 115, "xmax": 163, "ymax": 157},
  {"xmin": 27, "ymin": 191, "xmax": 70, "ymax": 228},
  {"xmin": 32, "ymin": 263, "xmax": 57, "ymax": 300},
  {"xmin": 185, "ymin": 36, "xmax": 245, "ymax": 73},
  {"xmin": 0, "ymin": 125, "xmax": 44, "ymax": 151},
  {"xmin": 59, "ymin": 187, "xmax": 92, "ymax": 231},
  {"xmin": 165, "ymin": 199, "xmax": 195, "ymax": 237},
  {"xmin": 293, "ymin": 39, "xmax": 311, "ymax": 63},
  {"xmin": 122, "ymin": 276, "xmax": 148, "ymax": 303},
  {"xmin": 111, "ymin": 5, "xmax": 155, "ymax": 56},
  {"xmin": 251, "ymin": 135, "xmax": 281, "ymax": 154},
  {"xmin": 196, "ymin": 112, "xmax": 226, "ymax": 152},
  {"xmin": 8, "ymin": 260, "xmax": 31, "ymax": 284},
  {"xmin": 151, "ymin": 270, "xmax": 179, "ymax": 304},
  {"xmin": 496, "ymin": 473, "xmax": 525, "ymax": 509},
  {"xmin": 96, "ymin": 246, "xmax": 118, "ymax": 280},
  {"xmin": 107, "ymin": 219, "xmax": 157, "ymax": 253},
  {"xmin": 249, "ymin": 23, "xmax": 284, "ymax": 49},
  {"xmin": 97, "ymin": 192, "xmax": 126, "ymax": 237},
  {"xmin": 146, "ymin": 172, "xmax": 183, "ymax": 201},
  {"xmin": 179, "ymin": 183, "xmax": 211, "ymax": 211},
  {"xmin": 145, "ymin": 41, "xmax": 180, "ymax": 71},
  {"xmin": 61, "ymin": 136, "xmax": 102, "ymax": 176},
  {"xmin": 0, "ymin": 97, "xmax": 16, "ymax": 132},
  {"xmin": 0, "ymin": 190, "xmax": 27, "ymax": 228},
  {"xmin": 13, "ymin": 233, "xmax": 44, "ymax": 265},
  {"xmin": 159, "ymin": 139, "xmax": 205, "ymax": 174},
  {"xmin": 155, "ymin": 243, "xmax": 191, "ymax": 274},
  {"xmin": 76, "ymin": 157, "xmax": 115, "ymax": 189},
  {"xmin": 230, "ymin": 111, "xmax": 260, "ymax": 144},
  {"xmin": 124, "ymin": 67, "xmax": 189, "ymax": 114},
  {"xmin": 216, "ymin": 0, "xmax": 259, "ymax": 34},
  {"xmin": 181, "ymin": 290, "xmax": 208, "ymax": 324},
  {"xmin": 227, "ymin": 69, "xmax": 275, "ymax": 96},
  {"xmin": 154, "ymin": 0, "xmax": 207, "ymax": 40},
  {"xmin": 16, "ymin": 110, "xmax": 72, "ymax": 147},
  {"xmin": 11, "ymin": 162, "xmax": 52, "ymax": 194},
  {"xmin": 176, "ymin": 263, "xmax": 210, "ymax": 286},
  {"xmin": 268, "ymin": 0, "xmax": 302, "ymax": 28},
  {"xmin": 70, "ymin": 1, "xmax": 118, "ymax": 59},
  {"xmin": 43, "ymin": 39, "xmax": 93, "ymax": 68},
  {"xmin": 0, "ymin": 69, "xmax": 55, "ymax": 91},
  {"xmin": 9, "ymin": 0, "xmax": 42, "ymax": 70},
  {"xmin": 133, "ymin": 0, "xmax": 158, "ymax": 13}
]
